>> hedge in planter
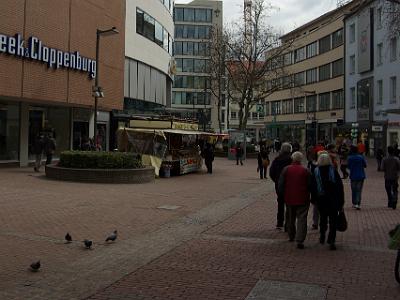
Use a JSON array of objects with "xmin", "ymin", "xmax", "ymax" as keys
[{"xmin": 59, "ymin": 151, "xmax": 143, "ymax": 169}]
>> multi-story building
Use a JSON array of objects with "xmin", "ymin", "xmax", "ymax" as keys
[
  {"xmin": 0, "ymin": 0, "xmax": 125, "ymax": 166},
  {"xmin": 112, "ymin": 0, "xmax": 175, "ymax": 146},
  {"xmin": 264, "ymin": 1, "xmax": 360, "ymax": 147},
  {"xmin": 172, "ymin": 0, "xmax": 223, "ymax": 131},
  {"xmin": 345, "ymin": 0, "xmax": 400, "ymax": 153}
]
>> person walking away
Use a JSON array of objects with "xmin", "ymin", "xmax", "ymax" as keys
[
  {"xmin": 376, "ymin": 148, "xmax": 384, "ymax": 171},
  {"xmin": 278, "ymin": 152, "xmax": 312, "ymax": 249},
  {"xmin": 307, "ymin": 150, "xmax": 319, "ymax": 230},
  {"xmin": 43, "ymin": 134, "xmax": 56, "ymax": 165},
  {"xmin": 347, "ymin": 145, "xmax": 367, "ymax": 210},
  {"xmin": 357, "ymin": 141, "xmax": 366, "ymax": 155},
  {"xmin": 381, "ymin": 146, "xmax": 400, "ymax": 209},
  {"xmin": 203, "ymin": 143, "xmax": 214, "ymax": 174},
  {"xmin": 292, "ymin": 141, "xmax": 300, "ymax": 153},
  {"xmin": 312, "ymin": 153, "xmax": 344, "ymax": 250},
  {"xmin": 33, "ymin": 134, "xmax": 44, "ymax": 172},
  {"xmin": 269, "ymin": 143, "xmax": 293, "ymax": 230},
  {"xmin": 338, "ymin": 142, "xmax": 349, "ymax": 179},
  {"xmin": 257, "ymin": 146, "xmax": 269, "ymax": 179},
  {"xmin": 326, "ymin": 144, "xmax": 339, "ymax": 169},
  {"xmin": 235, "ymin": 143, "xmax": 243, "ymax": 165}
]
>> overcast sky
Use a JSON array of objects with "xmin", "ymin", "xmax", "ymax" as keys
[{"xmin": 175, "ymin": 0, "xmax": 340, "ymax": 34}]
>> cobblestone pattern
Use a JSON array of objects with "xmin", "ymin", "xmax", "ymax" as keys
[{"xmin": 88, "ymin": 159, "xmax": 400, "ymax": 300}]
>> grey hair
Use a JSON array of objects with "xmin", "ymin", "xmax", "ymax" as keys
[
  {"xmin": 280, "ymin": 142, "xmax": 292, "ymax": 154},
  {"xmin": 291, "ymin": 151, "xmax": 303, "ymax": 162},
  {"xmin": 317, "ymin": 153, "xmax": 332, "ymax": 166}
]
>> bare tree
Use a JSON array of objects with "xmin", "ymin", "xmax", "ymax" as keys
[
  {"xmin": 219, "ymin": 0, "xmax": 293, "ymax": 131},
  {"xmin": 384, "ymin": 0, "xmax": 400, "ymax": 38}
]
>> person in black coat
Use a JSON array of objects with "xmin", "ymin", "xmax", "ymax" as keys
[
  {"xmin": 235, "ymin": 143, "xmax": 243, "ymax": 165},
  {"xmin": 33, "ymin": 134, "xmax": 44, "ymax": 172},
  {"xmin": 257, "ymin": 146, "xmax": 270, "ymax": 179},
  {"xmin": 312, "ymin": 153, "xmax": 345, "ymax": 250},
  {"xmin": 203, "ymin": 143, "xmax": 214, "ymax": 174},
  {"xmin": 269, "ymin": 142, "xmax": 293, "ymax": 229}
]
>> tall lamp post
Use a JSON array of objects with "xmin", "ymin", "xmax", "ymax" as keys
[{"xmin": 93, "ymin": 27, "xmax": 119, "ymax": 148}]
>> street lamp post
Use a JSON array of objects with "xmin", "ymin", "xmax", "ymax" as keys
[{"xmin": 93, "ymin": 27, "xmax": 119, "ymax": 149}]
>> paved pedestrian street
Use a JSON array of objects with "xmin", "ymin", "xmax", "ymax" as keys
[{"xmin": 0, "ymin": 158, "xmax": 399, "ymax": 299}]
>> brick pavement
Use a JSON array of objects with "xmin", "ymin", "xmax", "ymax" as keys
[
  {"xmin": 88, "ymin": 158, "xmax": 400, "ymax": 300},
  {"xmin": 0, "ymin": 158, "xmax": 271, "ymax": 299}
]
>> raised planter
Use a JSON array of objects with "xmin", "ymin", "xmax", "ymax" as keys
[{"xmin": 45, "ymin": 165, "xmax": 155, "ymax": 184}]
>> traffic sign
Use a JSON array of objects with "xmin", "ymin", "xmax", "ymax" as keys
[{"xmin": 256, "ymin": 104, "xmax": 264, "ymax": 113}]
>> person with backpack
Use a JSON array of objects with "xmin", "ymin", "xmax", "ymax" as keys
[{"xmin": 312, "ymin": 153, "xmax": 344, "ymax": 250}]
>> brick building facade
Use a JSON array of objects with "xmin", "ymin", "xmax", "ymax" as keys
[{"xmin": 0, "ymin": 0, "xmax": 125, "ymax": 165}]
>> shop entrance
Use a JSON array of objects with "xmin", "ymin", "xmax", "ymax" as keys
[
  {"xmin": 28, "ymin": 110, "xmax": 45, "ymax": 159},
  {"xmin": 73, "ymin": 121, "xmax": 89, "ymax": 150}
]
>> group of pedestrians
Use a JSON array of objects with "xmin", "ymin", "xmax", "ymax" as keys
[
  {"xmin": 269, "ymin": 143, "xmax": 347, "ymax": 250},
  {"xmin": 33, "ymin": 133, "xmax": 56, "ymax": 172}
]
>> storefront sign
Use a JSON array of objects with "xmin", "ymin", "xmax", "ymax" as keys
[
  {"xmin": 172, "ymin": 122, "xmax": 199, "ymax": 131},
  {"xmin": 372, "ymin": 125, "xmax": 383, "ymax": 132},
  {"xmin": 0, "ymin": 33, "xmax": 96, "ymax": 79}
]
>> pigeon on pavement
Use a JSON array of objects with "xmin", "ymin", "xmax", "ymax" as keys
[
  {"xmin": 65, "ymin": 233, "xmax": 72, "ymax": 243},
  {"xmin": 83, "ymin": 239, "xmax": 93, "ymax": 249},
  {"xmin": 105, "ymin": 230, "xmax": 118, "ymax": 242},
  {"xmin": 30, "ymin": 261, "xmax": 41, "ymax": 272}
]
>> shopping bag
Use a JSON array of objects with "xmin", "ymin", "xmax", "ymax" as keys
[
  {"xmin": 262, "ymin": 159, "xmax": 270, "ymax": 168},
  {"xmin": 336, "ymin": 210, "xmax": 348, "ymax": 232},
  {"xmin": 388, "ymin": 224, "xmax": 400, "ymax": 250}
]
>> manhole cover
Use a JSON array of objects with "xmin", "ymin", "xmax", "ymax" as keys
[
  {"xmin": 245, "ymin": 280, "xmax": 327, "ymax": 300},
  {"xmin": 157, "ymin": 205, "xmax": 182, "ymax": 210}
]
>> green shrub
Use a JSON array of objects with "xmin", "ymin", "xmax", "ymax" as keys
[{"xmin": 59, "ymin": 151, "xmax": 143, "ymax": 169}]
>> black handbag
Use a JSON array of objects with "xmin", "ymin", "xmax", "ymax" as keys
[{"xmin": 337, "ymin": 210, "xmax": 348, "ymax": 232}]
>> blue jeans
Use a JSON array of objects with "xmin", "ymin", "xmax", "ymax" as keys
[{"xmin": 351, "ymin": 180, "xmax": 364, "ymax": 206}]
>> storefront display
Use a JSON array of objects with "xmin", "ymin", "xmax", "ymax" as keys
[{"xmin": 0, "ymin": 101, "xmax": 19, "ymax": 161}]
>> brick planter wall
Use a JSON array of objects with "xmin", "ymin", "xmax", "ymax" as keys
[{"xmin": 45, "ymin": 165, "xmax": 155, "ymax": 184}]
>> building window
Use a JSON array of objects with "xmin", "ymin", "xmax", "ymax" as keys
[
  {"xmin": 332, "ymin": 28, "xmax": 344, "ymax": 48},
  {"xmin": 332, "ymin": 59, "xmax": 344, "ymax": 77},
  {"xmin": 332, "ymin": 89, "xmax": 344, "ymax": 109},
  {"xmin": 306, "ymin": 42, "xmax": 318, "ymax": 58},
  {"xmin": 175, "ymin": 25, "xmax": 210, "ymax": 39},
  {"xmin": 349, "ymin": 24, "xmax": 355, "ymax": 43},
  {"xmin": 319, "ymin": 35, "xmax": 331, "ymax": 54},
  {"xmin": 294, "ymin": 47, "xmax": 305, "ymax": 63},
  {"xmin": 271, "ymin": 101, "xmax": 281, "ymax": 115},
  {"xmin": 390, "ymin": 76, "xmax": 397, "ymax": 103},
  {"xmin": 174, "ymin": 8, "xmax": 184, "ymax": 22},
  {"xmin": 306, "ymin": 68, "xmax": 318, "ymax": 84},
  {"xmin": 377, "ymin": 43, "xmax": 383, "ymax": 65},
  {"xmin": 306, "ymin": 95, "xmax": 317, "ymax": 112},
  {"xmin": 350, "ymin": 87, "xmax": 356, "ymax": 109},
  {"xmin": 319, "ymin": 93, "xmax": 331, "ymax": 111},
  {"xmin": 319, "ymin": 63, "xmax": 331, "ymax": 81},
  {"xmin": 137, "ymin": 8, "xmax": 172, "ymax": 54},
  {"xmin": 230, "ymin": 111, "xmax": 237, "ymax": 119},
  {"xmin": 251, "ymin": 112, "xmax": 258, "ymax": 119},
  {"xmin": 183, "ymin": 8, "xmax": 195, "ymax": 22},
  {"xmin": 282, "ymin": 99, "xmax": 293, "ymax": 114},
  {"xmin": 221, "ymin": 110, "xmax": 225, "ymax": 123},
  {"xmin": 390, "ymin": 38, "xmax": 397, "ymax": 61},
  {"xmin": 294, "ymin": 72, "xmax": 305, "ymax": 87},
  {"xmin": 294, "ymin": 97, "xmax": 305, "ymax": 113},
  {"xmin": 349, "ymin": 55, "xmax": 355, "ymax": 74},
  {"xmin": 377, "ymin": 80, "xmax": 383, "ymax": 105},
  {"xmin": 377, "ymin": 7, "xmax": 382, "ymax": 29},
  {"xmin": 283, "ymin": 52, "xmax": 292, "ymax": 65}
]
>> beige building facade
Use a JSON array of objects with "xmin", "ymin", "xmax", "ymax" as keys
[{"xmin": 264, "ymin": 1, "xmax": 360, "ymax": 147}]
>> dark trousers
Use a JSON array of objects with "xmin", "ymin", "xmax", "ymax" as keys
[
  {"xmin": 385, "ymin": 179, "xmax": 398, "ymax": 209},
  {"xmin": 351, "ymin": 180, "xmax": 364, "ymax": 206},
  {"xmin": 275, "ymin": 183, "xmax": 285, "ymax": 227},
  {"xmin": 286, "ymin": 203, "xmax": 310, "ymax": 243},
  {"xmin": 45, "ymin": 154, "xmax": 53, "ymax": 165},
  {"xmin": 259, "ymin": 165, "xmax": 267, "ymax": 179},
  {"xmin": 205, "ymin": 160, "xmax": 213, "ymax": 174},
  {"xmin": 236, "ymin": 157, "xmax": 243, "ymax": 165},
  {"xmin": 319, "ymin": 209, "xmax": 337, "ymax": 244},
  {"xmin": 377, "ymin": 159, "xmax": 382, "ymax": 171},
  {"xmin": 340, "ymin": 164, "xmax": 348, "ymax": 179}
]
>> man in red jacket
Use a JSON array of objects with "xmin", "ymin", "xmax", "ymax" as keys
[{"xmin": 278, "ymin": 152, "xmax": 313, "ymax": 249}]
